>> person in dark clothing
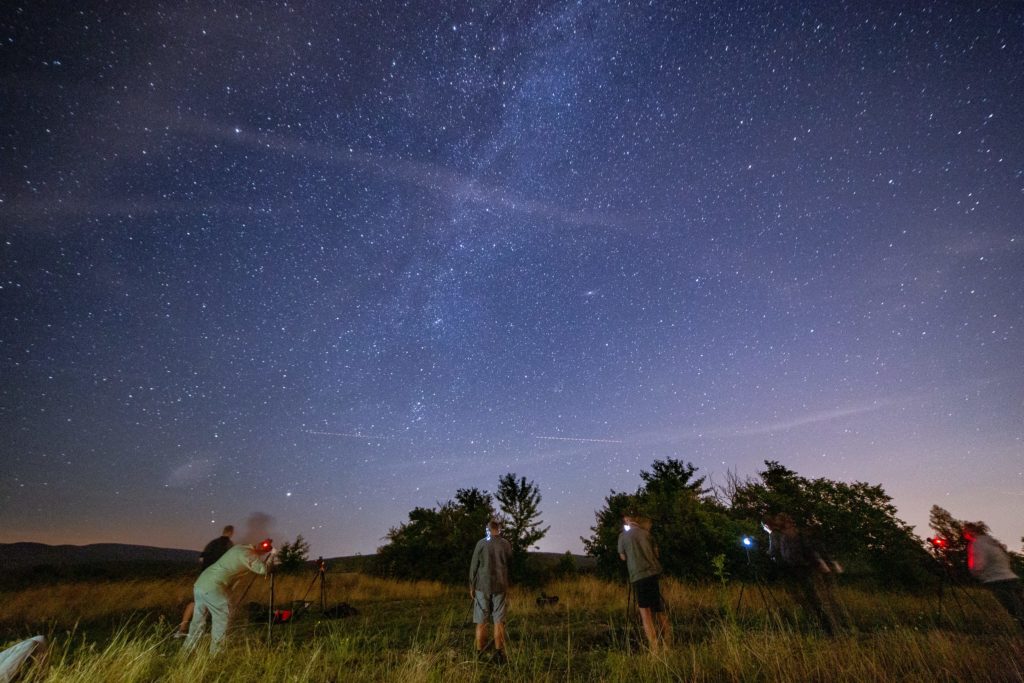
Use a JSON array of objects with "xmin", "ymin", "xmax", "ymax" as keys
[
  {"xmin": 174, "ymin": 525, "xmax": 235, "ymax": 637},
  {"xmin": 764, "ymin": 512, "xmax": 839, "ymax": 636},
  {"xmin": 469, "ymin": 520, "xmax": 513, "ymax": 661},
  {"xmin": 199, "ymin": 525, "xmax": 235, "ymax": 569}
]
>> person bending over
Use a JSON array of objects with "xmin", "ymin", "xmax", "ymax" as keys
[
  {"xmin": 183, "ymin": 539, "xmax": 274, "ymax": 654},
  {"xmin": 175, "ymin": 525, "xmax": 235, "ymax": 637}
]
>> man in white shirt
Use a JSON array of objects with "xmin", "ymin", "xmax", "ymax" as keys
[{"xmin": 183, "ymin": 539, "xmax": 275, "ymax": 653}]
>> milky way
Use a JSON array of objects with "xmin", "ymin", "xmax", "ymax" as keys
[{"xmin": 2, "ymin": 2, "xmax": 1022, "ymax": 556}]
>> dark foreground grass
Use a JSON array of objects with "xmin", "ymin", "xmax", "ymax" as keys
[{"xmin": 2, "ymin": 573, "xmax": 1022, "ymax": 682}]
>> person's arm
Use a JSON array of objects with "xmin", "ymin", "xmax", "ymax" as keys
[
  {"xmin": 617, "ymin": 533, "xmax": 626, "ymax": 562},
  {"xmin": 968, "ymin": 538, "xmax": 986, "ymax": 577},
  {"xmin": 469, "ymin": 542, "xmax": 481, "ymax": 597},
  {"xmin": 199, "ymin": 541, "xmax": 213, "ymax": 565},
  {"xmin": 243, "ymin": 549, "xmax": 270, "ymax": 575}
]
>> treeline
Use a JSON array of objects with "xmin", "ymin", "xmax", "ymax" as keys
[
  {"xmin": 371, "ymin": 473, "xmax": 553, "ymax": 585},
  {"xmin": 370, "ymin": 459, "xmax": 1022, "ymax": 589},
  {"xmin": 586, "ymin": 459, "xmax": 935, "ymax": 588}
]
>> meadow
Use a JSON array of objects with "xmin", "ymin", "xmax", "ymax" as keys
[{"xmin": 1, "ymin": 570, "xmax": 1022, "ymax": 682}]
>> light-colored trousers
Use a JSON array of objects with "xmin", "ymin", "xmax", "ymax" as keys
[{"xmin": 183, "ymin": 585, "xmax": 231, "ymax": 653}]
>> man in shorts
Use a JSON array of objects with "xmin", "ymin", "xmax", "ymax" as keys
[
  {"xmin": 469, "ymin": 520, "xmax": 513, "ymax": 662},
  {"xmin": 618, "ymin": 513, "xmax": 672, "ymax": 653}
]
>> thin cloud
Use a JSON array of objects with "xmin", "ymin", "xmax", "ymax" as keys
[
  {"xmin": 733, "ymin": 403, "xmax": 892, "ymax": 436},
  {"xmin": 165, "ymin": 459, "xmax": 215, "ymax": 488},
  {"xmin": 172, "ymin": 115, "xmax": 634, "ymax": 230}
]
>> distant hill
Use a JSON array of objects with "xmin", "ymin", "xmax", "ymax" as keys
[
  {"xmin": 0, "ymin": 542, "xmax": 198, "ymax": 571},
  {"xmin": 0, "ymin": 543, "xmax": 597, "ymax": 590}
]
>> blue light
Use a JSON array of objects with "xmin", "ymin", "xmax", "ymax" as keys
[{"xmin": 742, "ymin": 536, "xmax": 752, "ymax": 547}]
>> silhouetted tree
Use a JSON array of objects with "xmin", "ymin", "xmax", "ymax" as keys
[
  {"xmin": 587, "ymin": 458, "xmax": 932, "ymax": 587},
  {"xmin": 496, "ymin": 473, "xmax": 549, "ymax": 582},
  {"xmin": 373, "ymin": 488, "xmax": 495, "ymax": 583},
  {"xmin": 277, "ymin": 534, "xmax": 310, "ymax": 574},
  {"xmin": 729, "ymin": 462, "xmax": 932, "ymax": 588},
  {"xmin": 553, "ymin": 551, "xmax": 578, "ymax": 578},
  {"xmin": 583, "ymin": 458, "xmax": 748, "ymax": 580}
]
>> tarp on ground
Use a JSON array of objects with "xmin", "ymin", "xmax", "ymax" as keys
[{"xmin": 0, "ymin": 636, "xmax": 45, "ymax": 683}]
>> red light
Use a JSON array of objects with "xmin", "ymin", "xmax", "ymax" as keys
[
  {"xmin": 259, "ymin": 539, "xmax": 273, "ymax": 551},
  {"xmin": 929, "ymin": 537, "xmax": 948, "ymax": 549}
]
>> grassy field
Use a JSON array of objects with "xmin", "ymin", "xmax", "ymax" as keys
[{"xmin": 1, "ymin": 571, "xmax": 1022, "ymax": 682}]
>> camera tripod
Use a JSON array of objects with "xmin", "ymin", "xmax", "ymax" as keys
[
  {"xmin": 231, "ymin": 548, "xmax": 279, "ymax": 645},
  {"xmin": 299, "ymin": 557, "xmax": 328, "ymax": 612},
  {"xmin": 266, "ymin": 564, "xmax": 277, "ymax": 645},
  {"xmin": 932, "ymin": 556, "xmax": 983, "ymax": 626},
  {"xmin": 734, "ymin": 546, "xmax": 781, "ymax": 618},
  {"xmin": 623, "ymin": 580, "xmax": 640, "ymax": 652}
]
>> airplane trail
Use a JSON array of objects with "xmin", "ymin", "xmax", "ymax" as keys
[
  {"xmin": 304, "ymin": 430, "xmax": 395, "ymax": 440},
  {"xmin": 535, "ymin": 435, "xmax": 624, "ymax": 444}
]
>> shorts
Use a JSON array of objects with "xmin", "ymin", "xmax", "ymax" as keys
[
  {"xmin": 633, "ymin": 575, "xmax": 664, "ymax": 611},
  {"xmin": 473, "ymin": 591, "xmax": 507, "ymax": 624}
]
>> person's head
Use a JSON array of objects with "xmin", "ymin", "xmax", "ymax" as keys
[
  {"xmin": 962, "ymin": 522, "xmax": 986, "ymax": 541},
  {"xmin": 487, "ymin": 520, "xmax": 501, "ymax": 536},
  {"xmin": 764, "ymin": 512, "xmax": 795, "ymax": 533},
  {"xmin": 622, "ymin": 512, "xmax": 651, "ymax": 531},
  {"xmin": 222, "ymin": 525, "xmax": 234, "ymax": 538}
]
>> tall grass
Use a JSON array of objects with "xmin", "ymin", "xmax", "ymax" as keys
[{"xmin": 2, "ymin": 573, "xmax": 1022, "ymax": 682}]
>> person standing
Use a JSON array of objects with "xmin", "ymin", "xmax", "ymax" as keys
[
  {"xmin": 183, "ymin": 540, "xmax": 274, "ymax": 654},
  {"xmin": 618, "ymin": 513, "xmax": 672, "ymax": 653},
  {"xmin": 764, "ymin": 512, "xmax": 838, "ymax": 636},
  {"xmin": 174, "ymin": 525, "xmax": 235, "ymax": 637},
  {"xmin": 963, "ymin": 523, "xmax": 1024, "ymax": 630},
  {"xmin": 469, "ymin": 520, "xmax": 513, "ymax": 663},
  {"xmin": 199, "ymin": 525, "xmax": 235, "ymax": 569}
]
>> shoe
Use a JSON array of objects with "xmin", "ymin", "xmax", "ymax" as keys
[
  {"xmin": 172, "ymin": 631, "xmax": 188, "ymax": 639},
  {"xmin": 491, "ymin": 649, "xmax": 508, "ymax": 665}
]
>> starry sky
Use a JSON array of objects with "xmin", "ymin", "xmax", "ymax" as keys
[{"xmin": 2, "ymin": 2, "xmax": 1022, "ymax": 559}]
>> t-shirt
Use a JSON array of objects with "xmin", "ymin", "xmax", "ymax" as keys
[
  {"xmin": 194, "ymin": 544, "xmax": 269, "ymax": 592},
  {"xmin": 469, "ymin": 535, "xmax": 513, "ymax": 595},
  {"xmin": 769, "ymin": 529, "xmax": 818, "ymax": 568},
  {"xmin": 969, "ymin": 534, "xmax": 1019, "ymax": 584},
  {"xmin": 199, "ymin": 535, "xmax": 234, "ymax": 569},
  {"xmin": 617, "ymin": 526, "xmax": 661, "ymax": 583}
]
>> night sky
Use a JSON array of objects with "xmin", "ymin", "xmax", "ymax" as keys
[{"xmin": 2, "ymin": 2, "xmax": 1022, "ymax": 559}]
